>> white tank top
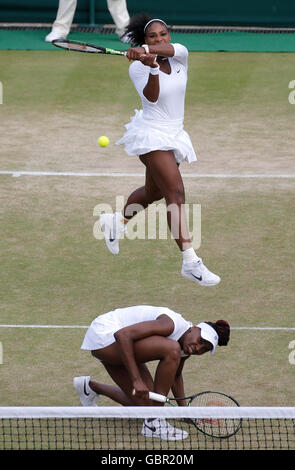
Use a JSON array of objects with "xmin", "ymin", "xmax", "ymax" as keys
[
  {"xmin": 81, "ymin": 305, "xmax": 193, "ymax": 354},
  {"xmin": 112, "ymin": 305, "xmax": 192, "ymax": 341},
  {"xmin": 90, "ymin": 305, "xmax": 192, "ymax": 342}
]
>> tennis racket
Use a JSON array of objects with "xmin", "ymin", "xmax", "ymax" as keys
[
  {"xmin": 52, "ymin": 39, "xmax": 127, "ymax": 57},
  {"xmin": 148, "ymin": 390, "xmax": 242, "ymax": 438}
]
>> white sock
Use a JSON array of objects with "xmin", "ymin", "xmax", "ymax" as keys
[
  {"xmin": 182, "ymin": 247, "xmax": 200, "ymax": 263},
  {"xmin": 119, "ymin": 211, "xmax": 128, "ymax": 225}
]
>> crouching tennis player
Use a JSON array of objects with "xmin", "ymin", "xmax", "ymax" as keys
[
  {"xmin": 99, "ymin": 13, "xmax": 221, "ymax": 288},
  {"xmin": 74, "ymin": 305, "xmax": 230, "ymax": 441}
]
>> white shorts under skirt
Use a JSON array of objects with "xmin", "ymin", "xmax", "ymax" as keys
[{"xmin": 116, "ymin": 109, "xmax": 197, "ymax": 164}]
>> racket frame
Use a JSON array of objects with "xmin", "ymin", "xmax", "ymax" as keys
[
  {"xmin": 52, "ymin": 39, "xmax": 127, "ymax": 56},
  {"xmin": 148, "ymin": 390, "xmax": 242, "ymax": 438}
]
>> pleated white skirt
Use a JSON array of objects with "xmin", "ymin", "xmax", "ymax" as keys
[
  {"xmin": 116, "ymin": 109, "xmax": 197, "ymax": 164},
  {"xmin": 81, "ymin": 311, "xmax": 119, "ymax": 350}
]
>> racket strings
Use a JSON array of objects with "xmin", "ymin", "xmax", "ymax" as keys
[
  {"xmin": 52, "ymin": 40, "xmax": 126, "ymax": 56},
  {"xmin": 59, "ymin": 42, "xmax": 102, "ymax": 53},
  {"xmin": 189, "ymin": 392, "xmax": 242, "ymax": 438}
]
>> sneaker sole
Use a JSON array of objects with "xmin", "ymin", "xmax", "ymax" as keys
[
  {"xmin": 181, "ymin": 271, "xmax": 221, "ymax": 287},
  {"xmin": 142, "ymin": 429, "xmax": 188, "ymax": 441}
]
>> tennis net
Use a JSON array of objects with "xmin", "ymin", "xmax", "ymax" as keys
[{"xmin": 1, "ymin": 406, "xmax": 295, "ymax": 451}]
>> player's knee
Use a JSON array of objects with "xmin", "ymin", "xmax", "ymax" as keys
[
  {"xmin": 146, "ymin": 188, "xmax": 163, "ymax": 204},
  {"xmin": 167, "ymin": 185, "xmax": 185, "ymax": 206},
  {"xmin": 164, "ymin": 341, "xmax": 181, "ymax": 364}
]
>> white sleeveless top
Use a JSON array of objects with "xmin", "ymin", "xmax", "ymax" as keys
[{"xmin": 81, "ymin": 305, "xmax": 192, "ymax": 351}]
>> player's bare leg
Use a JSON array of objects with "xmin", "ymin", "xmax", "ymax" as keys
[{"xmin": 139, "ymin": 150, "xmax": 220, "ymax": 286}]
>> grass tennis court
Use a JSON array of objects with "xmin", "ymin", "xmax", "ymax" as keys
[{"xmin": 0, "ymin": 47, "xmax": 295, "ymax": 411}]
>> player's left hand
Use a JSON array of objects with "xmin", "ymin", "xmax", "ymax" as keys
[{"xmin": 126, "ymin": 47, "xmax": 146, "ymax": 61}]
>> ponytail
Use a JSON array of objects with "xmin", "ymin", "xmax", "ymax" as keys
[{"xmin": 206, "ymin": 320, "xmax": 230, "ymax": 347}]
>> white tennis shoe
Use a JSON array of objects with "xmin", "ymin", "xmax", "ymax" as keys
[
  {"xmin": 141, "ymin": 418, "xmax": 188, "ymax": 441},
  {"xmin": 73, "ymin": 376, "xmax": 98, "ymax": 406},
  {"xmin": 181, "ymin": 258, "xmax": 221, "ymax": 286},
  {"xmin": 100, "ymin": 212, "xmax": 126, "ymax": 255},
  {"xmin": 119, "ymin": 32, "xmax": 133, "ymax": 44},
  {"xmin": 45, "ymin": 30, "xmax": 66, "ymax": 42}
]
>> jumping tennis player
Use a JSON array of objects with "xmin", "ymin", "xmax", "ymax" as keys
[
  {"xmin": 74, "ymin": 304, "xmax": 230, "ymax": 440},
  {"xmin": 100, "ymin": 13, "xmax": 220, "ymax": 287}
]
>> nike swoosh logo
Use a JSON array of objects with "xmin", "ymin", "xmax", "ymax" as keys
[
  {"xmin": 109, "ymin": 218, "xmax": 115, "ymax": 242},
  {"xmin": 84, "ymin": 380, "xmax": 90, "ymax": 396},
  {"xmin": 191, "ymin": 273, "xmax": 202, "ymax": 281},
  {"xmin": 144, "ymin": 423, "xmax": 156, "ymax": 432}
]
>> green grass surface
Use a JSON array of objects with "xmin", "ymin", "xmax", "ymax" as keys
[{"xmin": 0, "ymin": 50, "xmax": 295, "ymax": 411}]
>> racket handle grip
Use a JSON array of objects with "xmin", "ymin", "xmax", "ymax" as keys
[
  {"xmin": 148, "ymin": 391, "xmax": 167, "ymax": 403},
  {"xmin": 131, "ymin": 389, "xmax": 167, "ymax": 403}
]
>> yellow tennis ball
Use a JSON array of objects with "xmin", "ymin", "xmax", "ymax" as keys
[{"xmin": 97, "ymin": 136, "xmax": 110, "ymax": 147}]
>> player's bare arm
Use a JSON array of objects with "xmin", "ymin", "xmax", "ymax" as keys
[
  {"xmin": 126, "ymin": 44, "xmax": 174, "ymax": 61},
  {"xmin": 114, "ymin": 315, "xmax": 174, "ymax": 398},
  {"xmin": 171, "ymin": 358, "xmax": 187, "ymax": 406}
]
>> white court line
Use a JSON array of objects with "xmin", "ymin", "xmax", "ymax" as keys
[
  {"xmin": 0, "ymin": 324, "xmax": 88, "ymax": 329},
  {"xmin": 0, "ymin": 324, "xmax": 294, "ymax": 331},
  {"xmin": 1, "ymin": 170, "xmax": 295, "ymax": 179}
]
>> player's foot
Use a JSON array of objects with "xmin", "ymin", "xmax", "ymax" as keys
[
  {"xmin": 181, "ymin": 258, "xmax": 221, "ymax": 286},
  {"xmin": 73, "ymin": 376, "xmax": 98, "ymax": 406},
  {"xmin": 45, "ymin": 30, "xmax": 66, "ymax": 42},
  {"xmin": 141, "ymin": 418, "xmax": 188, "ymax": 441},
  {"xmin": 100, "ymin": 212, "xmax": 126, "ymax": 255}
]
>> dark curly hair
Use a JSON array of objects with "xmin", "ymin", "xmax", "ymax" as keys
[
  {"xmin": 206, "ymin": 320, "xmax": 230, "ymax": 347},
  {"xmin": 124, "ymin": 12, "xmax": 168, "ymax": 46}
]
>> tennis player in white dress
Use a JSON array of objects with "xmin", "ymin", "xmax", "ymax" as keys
[
  {"xmin": 100, "ymin": 14, "xmax": 220, "ymax": 287},
  {"xmin": 73, "ymin": 304, "xmax": 230, "ymax": 441}
]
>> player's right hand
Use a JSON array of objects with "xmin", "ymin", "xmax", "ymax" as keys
[
  {"xmin": 131, "ymin": 380, "xmax": 150, "ymax": 403},
  {"xmin": 139, "ymin": 53, "xmax": 159, "ymax": 67}
]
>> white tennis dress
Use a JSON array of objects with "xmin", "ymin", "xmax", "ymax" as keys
[
  {"xmin": 81, "ymin": 305, "xmax": 193, "ymax": 351},
  {"xmin": 116, "ymin": 43, "xmax": 197, "ymax": 164}
]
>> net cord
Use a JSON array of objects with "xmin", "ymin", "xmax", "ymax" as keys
[{"xmin": 1, "ymin": 406, "xmax": 295, "ymax": 420}]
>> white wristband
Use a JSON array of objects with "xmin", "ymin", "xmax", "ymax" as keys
[
  {"xmin": 142, "ymin": 44, "xmax": 149, "ymax": 53},
  {"xmin": 150, "ymin": 66, "xmax": 160, "ymax": 75}
]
